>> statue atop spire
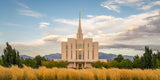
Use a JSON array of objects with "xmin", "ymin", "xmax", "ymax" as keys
[{"xmin": 77, "ymin": 11, "xmax": 83, "ymax": 40}]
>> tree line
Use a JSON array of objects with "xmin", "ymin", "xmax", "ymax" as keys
[
  {"xmin": 92, "ymin": 46, "xmax": 160, "ymax": 69},
  {"xmin": 0, "ymin": 42, "xmax": 160, "ymax": 69},
  {"xmin": 0, "ymin": 42, "xmax": 68, "ymax": 68}
]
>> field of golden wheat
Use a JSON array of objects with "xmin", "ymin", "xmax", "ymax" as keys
[{"xmin": 0, "ymin": 65, "xmax": 160, "ymax": 80}]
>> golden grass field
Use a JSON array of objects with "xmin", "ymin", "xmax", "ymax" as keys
[{"xmin": 0, "ymin": 65, "xmax": 160, "ymax": 80}]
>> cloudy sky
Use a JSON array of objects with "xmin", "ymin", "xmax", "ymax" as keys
[{"xmin": 0, "ymin": 0, "xmax": 160, "ymax": 57}]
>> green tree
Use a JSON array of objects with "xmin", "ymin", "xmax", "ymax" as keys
[
  {"xmin": 0, "ymin": 59, "xmax": 3, "ymax": 66},
  {"xmin": 133, "ymin": 58, "xmax": 143, "ymax": 68},
  {"xmin": 156, "ymin": 50, "xmax": 160, "ymax": 68},
  {"xmin": 133, "ymin": 55, "xmax": 139, "ymax": 61},
  {"xmin": 107, "ymin": 60, "xmax": 119, "ymax": 68},
  {"xmin": 24, "ymin": 58, "xmax": 36, "ymax": 68},
  {"xmin": 34, "ymin": 55, "xmax": 46, "ymax": 68},
  {"xmin": 34, "ymin": 55, "xmax": 42, "ymax": 68},
  {"xmin": 42, "ymin": 61, "xmax": 56, "ymax": 68},
  {"xmin": 16, "ymin": 52, "xmax": 23, "ymax": 67},
  {"xmin": 157, "ymin": 50, "xmax": 160, "ymax": 60},
  {"xmin": 119, "ymin": 59, "xmax": 133, "ymax": 69},
  {"xmin": 114, "ymin": 54, "xmax": 124, "ymax": 63},
  {"xmin": 2, "ymin": 42, "xmax": 22, "ymax": 67},
  {"xmin": 141, "ymin": 46, "xmax": 153, "ymax": 68},
  {"xmin": 156, "ymin": 59, "xmax": 160, "ymax": 68},
  {"xmin": 42, "ymin": 61, "xmax": 68, "ymax": 68},
  {"xmin": 55, "ymin": 61, "xmax": 69, "ymax": 68},
  {"xmin": 152, "ymin": 53, "xmax": 157, "ymax": 68},
  {"xmin": 92, "ymin": 61, "xmax": 108, "ymax": 68}
]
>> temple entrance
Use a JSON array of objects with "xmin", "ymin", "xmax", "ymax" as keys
[
  {"xmin": 78, "ymin": 63, "xmax": 82, "ymax": 69},
  {"xmin": 76, "ymin": 63, "xmax": 83, "ymax": 69}
]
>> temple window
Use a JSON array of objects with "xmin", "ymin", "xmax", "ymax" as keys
[{"xmin": 79, "ymin": 44, "xmax": 81, "ymax": 49}]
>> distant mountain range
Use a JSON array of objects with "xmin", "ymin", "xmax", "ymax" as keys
[
  {"xmin": 1, "ymin": 52, "xmax": 134, "ymax": 61},
  {"xmin": 20, "ymin": 55, "xmax": 34, "ymax": 59},
  {"xmin": 98, "ymin": 52, "xmax": 133, "ymax": 61},
  {"xmin": 44, "ymin": 53, "xmax": 61, "ymax": 60}
]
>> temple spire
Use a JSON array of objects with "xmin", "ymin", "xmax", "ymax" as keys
[
  {"xmin": 77, "ymin": 11, "xmax": 83, "ymax": 39},
  {"xmin": 78, "ymin": 11, "xmax": 82, "ymax": 33}
]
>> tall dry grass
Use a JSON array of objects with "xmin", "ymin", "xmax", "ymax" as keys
[{"xmin": 0, "ymin": 65, "xmax": 160, "ymax": 80}]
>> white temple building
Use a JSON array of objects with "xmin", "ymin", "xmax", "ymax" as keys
[{"xmin": 55, "ymin": 12, "xmax": 106, "ymax": 69}]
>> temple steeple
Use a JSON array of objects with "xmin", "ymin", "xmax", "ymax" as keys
[
  {"xmin": 77, "ymin": 11, "xmax": 83, "ymax": 39},
  {"xmin": 78, "ymin": 11, "xmax": 82, "ymax": 33}
]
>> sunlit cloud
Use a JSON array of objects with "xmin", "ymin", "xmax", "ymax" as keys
[
  {"xmin": 39, "ymin": 22, "xmax": 50, "ymax": 28},
  {"xmin": 51, "ymin": 10, "xmax": 160, "ymax": 51},
  {"xmin": 54, "ymin": 19, "xmax": 78, "ymax": 26},
  {"xmin": 86, "ymin": 15, "xmax": 94, "ymax": 18},
  {"xmin": 0, "ymin": 35, "xmax": 63, "ymax": 57}
]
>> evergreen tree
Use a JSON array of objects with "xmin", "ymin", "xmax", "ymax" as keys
[
  {"xmin": 157, "ymin": 50, "xmax": 160, "ymax": 61},
  {"xmin": 34, "ymin": 55, "xmax": 46, "ymax": 68},
  {"xmin": 2, "ymin": 42, "xmax": 22, "ymax": 67},
  {"xmin": 114, "ymin": 54, "xmax": 124, "ymax": 63},
  {"xmin": 133, "ymin": 55, "xmax": 139, "ymax": 61},
  {"xmin": 152, "ymin": 53, "xmax": 157, "ymax": 68},
  {"xmin": 0, "ymin": 59, "xmax": 3, "ymax": 65},
  {"xmin": 156, "ymin": 59, "xmax": 160, "ymax": 68},
  {"xmin": 141, "ymin": 46, "xmax": 153, "ymax": 68},
  {"xmin": 16, "ymin": 52, "xmax": 23, "ymax": 67}
]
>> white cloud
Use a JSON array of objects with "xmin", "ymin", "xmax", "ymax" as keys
[
  {"xmin": 156, "ymin": 1, "xmax": 160, "ymax": 5},
  {"xmin": 100, "ymin": 0, "xmax": 142, "ymax": 12},
  {"xmin": 11, "ymin": 35, "xmax": 63, "ymax": 46},
  {"xmin": 54, "ymin": 19, "xmax": 78, "ymax": 26},
  {"xmin": 55, "ymin": 10, "xmax": 159, "ymax": 34},
  {"xmin": 52, "ymin": 10, "xmax": 160, "ymax": 47},
  {"xmin": 100, "ymin": 0, "xmax": 160, "ymax": 12},
  {"xmin": 0, "ymin": 35, "xmax": 63, "ymax": 57},
  {"xmin": 11, "ymin": 40, "xmax": 45, "ymax": 46},
  {"xmin": 39, "ymin": 22, "xmax": 50, "ymax": 28},
  {"xmin": 42, "ymin": 35, "xmax": 64, "ymax": 42},
  {"xmin": 18, "ymin": 9, "xmax": 44, "ymax": 18},
  {"xmin": 101, "ymin": 1, "xmax": 120, "ymax": 12},
  {"xmin": 16, "ymin": 1, "xmax": 30, "ymax": 9},
  {"xmin": 15, "ymin": 1, "xmax": 45, "ymax": 18},
  {"xmin": 140, "ymin": 1, "xmax": 160, "ymax": 10},
  {"xmin": 87, "ymin": 15, "xmax": 94, "ymax": 18}
]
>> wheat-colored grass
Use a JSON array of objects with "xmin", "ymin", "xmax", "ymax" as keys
[{"xmin": 0, "ymin": 65, "xmax": 160, "ymax": 80}]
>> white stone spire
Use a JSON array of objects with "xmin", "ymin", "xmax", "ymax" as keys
[
  {"xmin": 78, "ymin": 11, "xmax": 82, "ymax": 33},
  {"xmin": 77, "ymin": 11, "xmax": 83, "ymax": 39}
]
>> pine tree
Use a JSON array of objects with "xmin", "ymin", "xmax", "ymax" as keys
[
  {"xmin": 114, "ymin": 54, "xmax": 124, "ymax": 63},
  {"xmin": 133, "ymin": 55, "xmax": 139, "ymax": 61},
  {"xmin": 157, "ymin": 50, "xmax": 160, "ymax": 61},
  {"xmin": 2, "ymin": 42, "xmax": 22, "ymax": 67},
  {"xmin": 141, "ymin": 46, "xmax": 153, "ymax": 68},
  {"xmin": 152, "ymin": 53, "xmax": 157, "ymax": 68}
]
